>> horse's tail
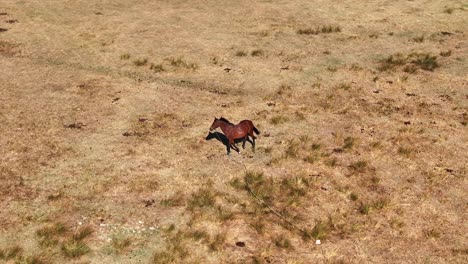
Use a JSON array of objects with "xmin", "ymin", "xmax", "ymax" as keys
[{"xmin": 253, "ymin": 126, "xmax": 260, "ymax": 135}]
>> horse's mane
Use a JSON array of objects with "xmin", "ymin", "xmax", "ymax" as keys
[{"xmin": 219, "ymin": 117, "xmax": 234, "ymax": 125}]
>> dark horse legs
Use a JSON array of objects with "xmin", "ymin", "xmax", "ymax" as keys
[
  {"xmin": 227, "ymin": 138, "xmax": 240, "ymax": 155},
  {"xmin": 227, "ymin": 135, "xmax": 255, "ymax": 155},
  {"xmin": 249, "ymin": 131, "xmax": 256, "ymax": 151},
  {"xmin": 242, "ymin": 137, "xmax": 254, "ymax": 149}
]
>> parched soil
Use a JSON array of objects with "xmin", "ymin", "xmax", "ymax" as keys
[{"xmin": 0, "ymin": 0, "xmax": 467, "ymax": 263}]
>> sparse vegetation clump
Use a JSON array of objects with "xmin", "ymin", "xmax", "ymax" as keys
[
  {"xmin": 349, "ymin": 160, "xmax": 367, "ymax": 173},
  {"xmin": 243, "ymin": 171, "xmax": 273, "ymax": 202},
  {"xmin": 72, "ymin": 226, "xmax": 94, "ymax": 241},
  {"xmin": 188, "ymin": 187, "xmax": 217, "ymax": 210},
  {"xmin": 151, "ymin": 230, "xmax": 195, "ymax": 263},
  {"xmin": 343, "ymin": 137, "xmax": 355, "ymax": 149},
  {"xmin": 412, "ymin": 35, "xmax": 425, "ymax": 43},
  {"xmin": 372, "ymin": 198, "xmax": 388, "ymax": 210},
  {"xmin": 208, "ymin": 232, "xmax": 227, "ymax": 251},
  {"xmin": 359, "ymin": 203, "xmax": 371, "ymax": 215},
  {"xmin": 160, "ymin": 191, "xmax": 185, "ymax": 207},
  {"xmin": 439, "ymin": 50, "xmax": 452, "ymax": 57},
  {"xmin": 325, "ymin": 157, "xmax": 338, "ymax": 167},
  {"xmin": 235, "ymin": 50, "xmax": 247, "ymax": 56},
  {"xmin": 61, "ymin": 240, "xmax": 90, "ymax": 258},
  {"xmin": 443, "ymin": 7, "xmax": 454, "ymax": 14},
  {"xmin": 413, "ymin": 54, "xmax": 439, "ymax": 71},
  {"xmin": 35, "ymin": 223, "xmax": 93, "ymax": 259},
  {"xmin": 297, "ymin": 25, "xmax": 341, "ymax": 35},
  {"xmin": 270, "ymin": 115, "xmax": 288, "ymax": 125},
  {"xmin": 304, "ymin": 154, "xmax": 318, "ymax": 164},
  {"xmin": 311, "ymin": 143, "xmax": 321, "ymax": 151},
  {"xmin": 112, "ymin": 237, "xmax": 132, "ymax": 254},
  {"xmin": 250, "ymin": 218, "xmax": 265, "ymax": 234},
  {"xmin": 378, "ymin": 53, "xmax": 407, "ymax": 71},
  {"xmin": 186, "ymin": 229, "xmax": 209, "ymax": 242},
  {"xmin": 274, "ymin": 235, "xmax": 293, "ymax": 249},
  {"xmin": 276, "ymin": 84, "xmax": 292, "ymax": 96},
  {"xmin": 150, "ymin": 63, "xmax": 165, "ymax": 72},
  {"xmin": 2, "ymin": 1, "xmax": 466, "ymax": 263},
  {"xmin": 423, "ymin": 228, "xmax": 441, "ymax": 239},
  {"xmin": 133, "ymin": 58, "xmax": 148, "ymax": 66},
  {"xmin": 284, "ymin": 140, "xmax": 300, "ymax": 158},
  {"xmin": 152, "ymin": 251, "xmax": 177, "ymax": 264},
  {"xmin": 281, "ymin": 176, "xmax": 310, "ymax": 203},
  {"xmin": 378, "ymin": 52, "xmax": 440, "ymax": 72},
  {"xmin": 460, "ymin": 113, "xmax": 467, "ymax": 126},
  {"xmin": 0, "ymin": 245, "xmax": 22, "ymax": 261},
  {"xmin": 166, "ymin": 57, "xmax": 198, "ymax": 70},
  {"xmin": 120, "ymin": 53, "xmax": 130, "ymax": 60},
  {"xmin": 398, "ymin": 146, "xmax": 413, "ymax": 157},
  {"xmin": 310, "ymin": 221, "xmax": 328, "ymax": 240},
  {"xmin": 63, "ymin": 226, "xmax": 93, "ymax": 258},
  {"xmin": 36, "ymin": 222, "xmax": 68, "ymax": 247},
  {"xmin": 251, "ymin": 49, "xmax": 264, "ymax": 56}
]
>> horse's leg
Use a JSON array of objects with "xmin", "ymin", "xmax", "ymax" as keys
[
  {"xmin": 230, "ymin": 138, "xmax": 240, "ymax": 153},
  {"xmin": 232, "ymin": 143, "xmax": 240, "ymax": 153},
  {"xmin": 226, "ymin": 137, "xmax": 231, "ymax": 155},
  {"xmin": 242, "ymin": 136, "xmax": 247, "ymax": 149},
  {"xmin": 249, "ymin": 131, "xmax": 256, "ymax": 150}
]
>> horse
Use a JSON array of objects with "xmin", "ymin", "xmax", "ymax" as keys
[{"xmin": 209, "ymin": 117, "xmax": 260, "ymax": 155}]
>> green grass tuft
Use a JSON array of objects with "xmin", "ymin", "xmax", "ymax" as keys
[
  {"xmin": 398, "ymin": 147, "xmax": 413, "ymax": 157},
  {"xmin": 0, "ymin": 245, "xmax": 22, "ymax": 260},
  {"xmin": 412, "ymin": 54, "xmax": 439, "ymax": 71},
  {"xmin": 349, "ymin": 160, "xmax": 367, "ymax": 173},
  {"xmin": 72, "ymin": 226, "xmax": 93, "ymax": 241},
  {"xmin": 274, "ymin": 235, "xmax": 293, "ymax": 249},
  {"xmin": 439, "ymin": 50, "xmax": 452, "ymax": 57},
  {"xmin": 188, "ymin": 188, "xmax": 217, "ymax": 209},
  {"xmin": 112, "ymin": 237, "xmax": 132, "ymax": 253},
  {"xmin": 209, "ymin": 233, "xmax": 226, "ymax": 251},
  {"xmin": 270, "ymin": 115, "xmax": 288, "ymax": 125},
  {"xmin": 311, "ymin": 221, "xmax": 328, "ymax": 240},
  {"xmin": 343, "ymin": 137, "xmax": 354, "ymax": 149},
  {"xmin": 36, "ymin": 222, "xmax": 68, "ymax": 247},
  {"xmin": 160, "ymin": 192, "xmax": 185, "ymax": 207},
  {"xmin": 359, "ymin": 203, "xmax": 371, "ymax": 215},
  {"xmin": 61, "ymin": 240, "xmax": 90, "ymax": 258},
  {"xmin": 378, "ymin": 53, "xmax": 406, "ymax": 71},
  {"xmin": 120, "ymin": 53, "xmax": 130, "ymax": 60},
  {"xmin": 150, "ymin": 63, "xmax": 165, "ymax": 72}
]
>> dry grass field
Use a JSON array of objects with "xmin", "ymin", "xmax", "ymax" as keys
[{"xmin": 1, "ymin": 0, "xmax": 467, "ymax": 263}]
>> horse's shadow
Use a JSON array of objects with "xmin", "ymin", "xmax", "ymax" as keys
[{"xmin": 205, "ymin": 132, "xmax": 253, "ymax": 151}]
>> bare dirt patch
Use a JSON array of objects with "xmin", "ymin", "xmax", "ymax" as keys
[{"xmin": 1, "ymin": 0, "xmax": 467, "ymax": 263}]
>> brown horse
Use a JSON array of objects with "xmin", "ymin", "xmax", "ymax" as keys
[{"xmin": 209, "ymin": 117, "xmax": 260, "ymax": 155}]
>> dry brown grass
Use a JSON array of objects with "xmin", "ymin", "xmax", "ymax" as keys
[{"xmin": 1, "ymin": 0, "xmax": 467, "ymax": 263}]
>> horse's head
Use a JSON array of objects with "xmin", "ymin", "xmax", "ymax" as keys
[{"xmin": 209, "ymin": 117, "xmax": 219, "ymax": 131}]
